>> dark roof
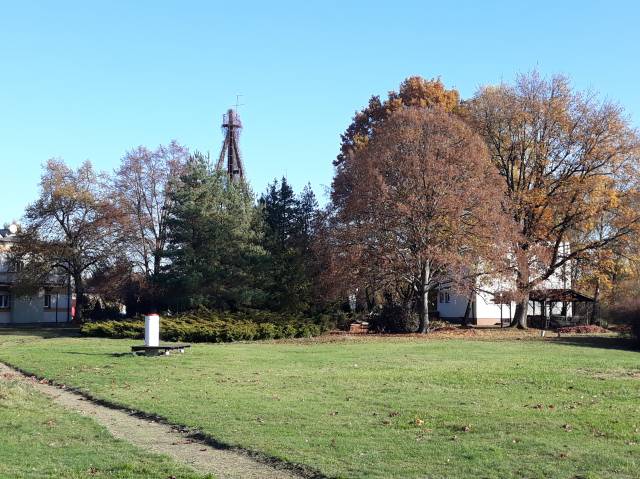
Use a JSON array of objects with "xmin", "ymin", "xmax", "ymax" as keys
[
  {"xmin": 529, "ymin": 288, "xmax": 595, "ymax": 302},
  {"xmin": 491, "ymin": 288, "xmax": 595, "ymax": 303}
]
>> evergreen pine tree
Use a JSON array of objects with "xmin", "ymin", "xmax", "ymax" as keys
[
  {"xmin": 164, "ymin": 152, "xmax": 266, "ymax": 310},
  {"xmin": 260, "ymin": 178, "xmax": 318, "ymax": 312}
]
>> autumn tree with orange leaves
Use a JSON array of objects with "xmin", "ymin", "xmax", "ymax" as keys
[
  {"xmin": 467, "ymin": 71, "xmax": 640, "ymax": 328},
  {"xmin": 322, "ymin": 107, "xmax": 511, "ymax": 333},
  {"xmin": 335, "ymin": 76, "xmax": 460, "ymax": 167}
]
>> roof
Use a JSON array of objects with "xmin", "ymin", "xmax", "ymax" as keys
[
  {"xmin": 491, "ymin": 288, "xmax": 595, "ymax": 303},
  {"xmin": 0, "ymin": 229, "xmax": 16, "ymax": 243},
  {"xmin": 529, "ymin": 288, "xmax": 595, "ymax": 302}
]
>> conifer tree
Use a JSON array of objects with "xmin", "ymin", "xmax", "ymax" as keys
[
  {"xmin": 164, "ymin": 153, "xmax": 265, "ymax": 310},
  {"xmin": 259, "ymin": 178, "xmax": 319, "ymax": 312}
]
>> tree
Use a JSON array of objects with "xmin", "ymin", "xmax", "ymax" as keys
[
  {"xmin": 334, "ymin": 78, "xmax": 460, "ymax": 218},
  {"xmin": 259, "ymin": 178, "xmax": 319, "ymax": 312},
  {"xmin": 163, "ymin": 153, "xmax": 265, "ymax": 311},
  {"xmin": 13, "ymin": 160, "xmax": 123, "ymax": 321},
  {"xmin": 467, "ymin": 71, "xmax": 640, "ymax": 328},
  {"xmin": 114, "ymin": 141, "xmax": 188, "ymax": 279},
  {"xmin": 323, "ymin": 107, "xmax": 510, "ymax": 332},
  {"xmin": 336, "ymin": 76, "xmax": 460, "ymax": 167}
]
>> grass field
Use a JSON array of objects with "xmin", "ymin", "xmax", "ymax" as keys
[
  {"xmin": 0, "ymin": 329, "xmax": 639, "ymax": 479},
  {"xmin": 0, "ymin": 365, "xmax": 209, "ymax": 478}
]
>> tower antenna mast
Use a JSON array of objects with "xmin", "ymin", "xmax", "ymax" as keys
[{"xmin": 215, "ymin": 96, "xmax": 245, "ymax": 182}]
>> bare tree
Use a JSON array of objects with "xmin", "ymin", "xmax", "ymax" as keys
[{"xmin": 114, "ymin": 141, "xmax": 188, "ymax": 278}]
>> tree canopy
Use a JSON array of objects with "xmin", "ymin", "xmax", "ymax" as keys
[
  {"xmin": 322, "ymin": 107, "xmax": 511, "ymax": 332},
  {"xmin": 163, "ymin": 153, "xmax": 266, "ymax": 311},
  {"xmin": 467, "ymin": 71, "xmax": 640, "ymax": 327},
  {"xmin": 13, "ymin": 160, "xmax": 123, "ymax": 321}
]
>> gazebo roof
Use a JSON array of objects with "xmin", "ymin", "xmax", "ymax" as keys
[
  {"xmin": 491, "ymin": 288, "xmax": 596, "ymax": 304},
  {"xmin": 529, "ymin": 288, "xmax": 595, "ymax": 303}
]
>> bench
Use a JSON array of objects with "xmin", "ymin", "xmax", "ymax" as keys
[
  {"xmin": 131, "ymin": 344, "xmax": 191, "ymax": 356},
  {"xmin": 349, "ymin": 322, "xmax": 369, "ymax": 334}
]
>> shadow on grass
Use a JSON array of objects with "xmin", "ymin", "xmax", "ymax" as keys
[
  {"xmin": 0, "ymin": 326, "xmax": 81, "ymax": 339},
  {"xmin": 61, "ymin": 351, "xmax": 132, "ymax": 358},
  {"xmin": 550, "ymin": 335, "xmax": 639, "ymax": 352}
]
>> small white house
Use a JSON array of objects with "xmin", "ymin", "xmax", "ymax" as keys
[
  {"xmin": 0, "ymin": 225, "xmax": 72, "ymax": 324},
  {"xmin": 436, "ymin": 243, "xmax": 592, "ymax": 326}
]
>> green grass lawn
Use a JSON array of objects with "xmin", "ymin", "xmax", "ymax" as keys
[
  {"xmin": 0, "ymin": 367, "xmax": 210, "ymax": 478},
  {"xmin": 1, "ymin": 330, "xmax": 639, "ymax": 479}
]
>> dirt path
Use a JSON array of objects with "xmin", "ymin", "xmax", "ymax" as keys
[{"xmin": 0, "ymin": 362, "xmax": 305, "ymax": 479}]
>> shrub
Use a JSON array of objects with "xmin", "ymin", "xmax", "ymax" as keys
[
  {"xmin": 604, "ymin": 299, "xmax": 640, "ymax": 347},
  {"xmin": 369, "ymin": 304, "xmax": 418, "ymax": 333},
  {"xmin": 80, "ymin": 310, "xmax": 331, "ymax": 343}
]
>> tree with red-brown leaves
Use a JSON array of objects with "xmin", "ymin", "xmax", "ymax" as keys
[{"xmin": 321, "ymin": 107, "xmax": 512, "ymax": 333}]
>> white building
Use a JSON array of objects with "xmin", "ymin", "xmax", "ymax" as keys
[
  {"xmin": 436, "ymin": 243, "xmax": 593, "ymax": 326},
  {"xmin": 0, "ymin": 224, "xmax": 72, "ymax": 324}
]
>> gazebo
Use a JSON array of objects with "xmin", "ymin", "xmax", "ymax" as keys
[
  {"xmin": 528, "ymin": 288, "xmax": 596, "ymax": 329},
  {"xmin": 491, "ymin": 289, "xmax": 597, "ymax": 328}
]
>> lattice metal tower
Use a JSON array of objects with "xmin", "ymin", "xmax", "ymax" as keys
[{"xmin": 216, "ymin": 108, "xmax": 245, "ymax": 182}]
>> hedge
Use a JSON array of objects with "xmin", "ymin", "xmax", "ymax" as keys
[{"xmin": 80, "ymin": 309, "xmax": 333, "ymax": 343}]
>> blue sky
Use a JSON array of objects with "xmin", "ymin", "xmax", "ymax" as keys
[{"xmin": 2, "ymin": 1, "xmax": 639, "ymax": 222}]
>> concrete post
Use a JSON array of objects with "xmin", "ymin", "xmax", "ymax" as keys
[{"xmin": 144, "ymin": 314, "xmax": 160, "ymax": 347}]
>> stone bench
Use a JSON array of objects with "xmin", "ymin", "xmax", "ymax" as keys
[{"xmin": 131, "ymin": 344, "xmax": 191, "ymax": 356}]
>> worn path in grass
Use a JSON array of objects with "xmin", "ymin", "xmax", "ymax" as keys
[
  {"xmin": 1, "ymin": 330, "xmax": 639, "ymax": 478},
  {"xmin": 0, "ymin": 362, "xmax": 302, "ymax": 479}
]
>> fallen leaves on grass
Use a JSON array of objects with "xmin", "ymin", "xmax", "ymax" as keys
[{"xmin": 557, "ymin": 325, "xmax": 609, "ymax": 334}]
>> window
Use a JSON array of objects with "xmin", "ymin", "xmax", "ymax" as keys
[
  {"xmin": 9, "ymin": 260, "xmax": 23, "ymax": 272},
  {"xmin": 44, "ymin": 294, "xmax": 52, "ymax": 309},
  {"xmin": 439, "ymin": 291, "xmax": 451, "ymax": 304},
  {"xmin": 0, "ymin": 294, "xmax": 10, "ymax": 309}
]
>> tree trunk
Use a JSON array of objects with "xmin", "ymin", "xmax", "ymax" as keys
[
  {"xmin": 364, "ymin": 286, "xmax": 375, "ymax": 312},
  {"xmin": 510, "ymin": 260, "xmax": 529, "ymax": 329},
  {"xmin": 462, "ymin": 292, "xmax": 473, "ymax": 328},
  {"xmin": 510, "ymin": 293, "xmax": 529, "ymax": 329},
  {"xmin": 73, "ymin": 273, "xmax": 85, "ymax": 323},
  {"xmin": 153, "ymin": 251, "xmax": 162, "ymax": 278},
  {"xmin": 417, "ymin": 262, "xmax": 430, "ymax": 334},
  {"xmin": 592, "ymin": 280, "xmax": 600, "ymax": 325}
]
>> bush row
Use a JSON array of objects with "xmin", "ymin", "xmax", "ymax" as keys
[{"xmin": 81, "ymin": 310, "xmax": 332, "ymax": 343}]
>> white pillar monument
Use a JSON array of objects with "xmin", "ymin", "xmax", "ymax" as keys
[{"xmin": 144, "ymin": 314, "xmax": 160, "ymax": 347}]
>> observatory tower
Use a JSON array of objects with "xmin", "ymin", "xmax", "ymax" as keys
[{"xmin": 216, "ymin": 108, "xmax": 245, "ymax": 182}]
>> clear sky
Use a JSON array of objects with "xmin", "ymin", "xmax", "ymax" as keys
[{"xmin": 2, "ymin": 1, "xmax": 639, "ymax": 222}]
